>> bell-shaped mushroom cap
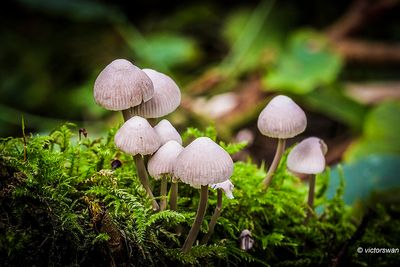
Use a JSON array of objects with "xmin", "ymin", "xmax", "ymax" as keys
[
  {"xmin": 148, "ymin": 140, "xmax": 184, "ymax": 180},
  {"xmin": 130, "ymin": 69, "xmax": 181, "ymax": 118},
  {"xmin": 286, "ymin": 137, "xmax": 328, "ymax": 174},
  {"xmin": 257, "ymin": 95, "xmax": 307, "ymax": 139},
  {"xmin": 210, "ymin": 180, "xmax": 234, "ymax": 199},
  {"xmin": 114, "ymin": 116, "xmax": 161, "ymax": 155},
  {"xmin": 94, "ymin": 59, "xmax": 154, "ymax": 111},
  {"xmin": 174, "ymin": 137, "xmax": 233, "ymax": 187},
  {"xmin": 153, "ymin": 119, "xmax": 182, "ymax": 145}
]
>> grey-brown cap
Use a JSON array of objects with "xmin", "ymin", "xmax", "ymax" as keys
[
  {"xmin": 257, "ymin": 95, "xmax": 307, "ymax": 139},
  {"xmin": 94, "ymin": 59, "xmax": 154, "ymax": 111},
  {"xmin": 174, "ymin": 137, "xmax": 233, "ymax": 187},
  {"xmin": 114, "ymin": 116, "xmax": 161, "ymax": 155},
  {"xmin": 130, "ymin": 69, "xmax": 181, "ymax": 118},
  {"xmin": 286, "ymin": 137, "xmax": 328, "ymax": 174},
  {"xmin": 148, "ymin": 140, "xmax": 184, "ymax": 180},
  {"xmin": 153, "ymin": 119, "xmax": 182, "ymax": 145}
]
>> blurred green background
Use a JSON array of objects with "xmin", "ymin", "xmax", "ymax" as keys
[{"xmin": 1, "ymin": 0, "xmax": 400, "ymax": 197}]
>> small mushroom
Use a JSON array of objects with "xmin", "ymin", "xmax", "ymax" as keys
[
  {"xmin": 174, "ymin": 137, "xmax": 233, "ymax": 253},
  {"xmin": 239, "ymin": 229, "xmax": 254, "ymax": 251},
  {"xmin": 148, "ymin": 140, "xmax": 184, "ymax": 211},
  {"xmin": 130, "ymin": 69, "xmax": 181, "ymax": 120},
  {"xmin": 115, "ymin": 116, "xmax": 161, "ymax": 211},
  {"xmin": 153, "ymin": 119, "xmax": 183, "ymax": 145},
  {"xmin": 200, "ymin": 180, "xmax": 234, "ymax": 245},
  {"xmin": 257, "ymin": 95, "xmax": 307, "ymax": 189},
  {"xmin": 286, "ymin": 137, "xmax": 327, "ymax": 222},
  {"xmin": 93, "ymin": 59, "xmax": 154, "ymax": 121}
]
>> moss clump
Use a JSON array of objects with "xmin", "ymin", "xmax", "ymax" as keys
[{"xmin": 0, "ymin": 123, "xmax": 398, "ymax": 266}]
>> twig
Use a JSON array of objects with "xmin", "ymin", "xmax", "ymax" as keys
[{"xmin": 333, "ymin": 39, "xmax": 400, "ymax": 63}]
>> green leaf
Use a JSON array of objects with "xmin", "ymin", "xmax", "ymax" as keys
[
  {"xmin": 302, "ymin": 86, "xmax": 368, "ymax": 130},
  {"xmin": 133, "ymin": 33, "xmax": 199, "ymax": 71},
  {"xmin": 264, "ymin": 30, "xmax": 342, "ymax": 94},
  {"xmin": 345, "ymin": 101, "xmax": 400, "ymax": 161}
]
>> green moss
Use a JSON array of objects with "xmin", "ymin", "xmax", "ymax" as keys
[{"xmin": 0, "ymin": 123, "xmax": 398, "ymax": 266}]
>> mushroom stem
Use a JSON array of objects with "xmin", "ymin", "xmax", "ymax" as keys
[
  {"xmin": 160, "ymin": 175, "xmax": 168, "ymax": 211},
  {"xmin": 133, "ymin": 154, "xmax": 160, "ymax": 211},
  {"xmin": 122, "ymin": 109, "xmax": 132, "ymax": 121},
  {"xmin": 262, "ymin": 138, "xmax": 286, "ymax": 189},
  {"xmin": 200, "ymin": 189, "xmax": 223, "ymax": 245},
  {"xmin": 170, "ymin": 179, "xmax": 178, "ymax": 211},
  {"xmin": 305, "ymin": 174, "xmax": 316, "ymax": 223},
  {"xmin": 182, "ymin": 185, "xmax": 209, "ymax": 253},
  {"xmin": 170, "ymin": 179, "xmax": 182, "ymax": 235}
]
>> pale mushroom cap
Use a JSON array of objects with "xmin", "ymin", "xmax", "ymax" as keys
[
  {"xmin": 114, "ymin": 116, "xmax": 161, "ymax": 155},
  {"xmin": 210, "ymin": 180, "xmax": 235, "ymax": 199},
  {"xmin": 153, "ymin": 119, "xmax": 182, "ymax": 145},
  {"xmin": 257, "ymin": 95, "xmax": 307, "ymax": 139},
  {"xmin": 286, "ymin": 137, "xmax": 328, "ymax": 174},
  {"xmin": 239, "ymin": 229, "xmax": 252, "ymax": 238},
  {"xmin": 148, "ymin": 140, "xmax": 184, "ymax": 180},
  {"xmin": 94, "ymin": 59, "xmax": 154, "ymax": 111},
  {"xmin": 130, "ymin": 69, "xmax": 181, "ymax": 118},
  {"xmin": 174, "ymin": 137, "xmax": 233, "ymax": 187}
]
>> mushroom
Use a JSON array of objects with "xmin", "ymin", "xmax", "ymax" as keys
[
  {"xmin": 200, "ymin": 180, "xmax": 234, "ymax": 244},
  {"xmin": 239, "ymin": 229, "xmax": 254, "ymax": 251},
  {"xmin": 130, "ymin": 69, "xmax": 181, "ymax": 122},
  {"xmin": 93, "ymin": 59, "xmax": 154, "ymax": 121},
  {"xmin": 148, "ymin": 140, "xmax": 184, "ymax": 211},
  {"xmin": 286, "ymin": 137, "xmax": 327, "ymax": 222},
  {"xmin": 257, "ymin": 95, "xmax": 307, "ymax": 189},
  {"xmin": 114, "ymin": 116, "xmax": 161, "ymax": 211},
  {"xmin": 174, "ymin": 137, "xmax": 233, "ymax": 253},
  {"xmin": 153, "ymin": 119, "xmax": 182, "ymax": 145}
]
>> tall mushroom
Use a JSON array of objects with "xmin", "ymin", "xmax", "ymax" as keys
[
  {"xmin": 93, "ymin": 59, "xmax": 154, "ymax": 121},
  {"xmin": 257, "ymin": 95, "xmax": 307, "ymax": 189},
  {"xmin": 174, "ymin": 137, "xmax": 233, "ymax": 253},
  {"xmin": 286, "ymin": 137, "xmax": 328, "ymax": 222},
  {"xmin": 153, "ymin": 119, "xmax": 182, "ymax": 213},
  {"xmin": 148, "ymin": 140, "xmax": 184, "ymax": 211},
  {"xmin": 130, "ymin": 69, "xmax": 181, "ymax": 122},
  {"xmin": 114, "ymin": 116, "xmax": 161, "ymax": 211},
  {"xmin": 200, "ymin": 179, "xmax": 234, "ymax": 244}
]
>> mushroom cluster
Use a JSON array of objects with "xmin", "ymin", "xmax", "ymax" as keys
[
  {"xmin": 93, "ymin": 59, "xmax": 330, "ymax": 253},
  {"xmin": 94, "ymin": 59, "xmax": 182, "ymax": 211},
  {"xmin": 93, "ymin": 59, "xmax": 235, "ymax": 253}
]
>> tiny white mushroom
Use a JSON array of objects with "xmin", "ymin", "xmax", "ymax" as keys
[
  {"xmin": 257, "ymin": 95, "xmax": 307, "ymax": 188},
  {"xmin": 286, "ymin": 137, "xmax": 328, "ymax": 222},
  {"xmin": 114, "ymin": 116, "xmax": 161, "ymax": 210},
  {"xmin": 153, "ymin": 119, "xmax": 182, "ymax": 145},
  {"xmin": 175, "ymin": 137, "xmax": 233, "ymax": 252},
  {"xmin": 210, "ymin": 180, "xmax": 234, "ymax": 199},
  {"xmin": 148, "ymin": 140, "xmax": 184, "ymax": 211}
]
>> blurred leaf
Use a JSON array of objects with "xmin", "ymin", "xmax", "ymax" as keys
[
  {"xmin": 17, "ymin": 0, "xmax": 120, "ymax": 21},
  {"xmin": 264, "ymin": 30, "xmax": 342, "ymax": 94},
  {"xmin": 327, "ymin": 154, "xmax": 400, "ymax": 204},
  {"xmin": 118, "ymin": 24, "xmax": 200, "ymax": 72},
  {"xmin": 221, "ymin": 0, "xmax": 277, "ymax": 75},
  {"xmin": 302, "ymin": 87, "xmax": 368, "ymax": 130},
  {"xmin": 345, "ymin": 101, "xmax": 400, "ymax": 161}
]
